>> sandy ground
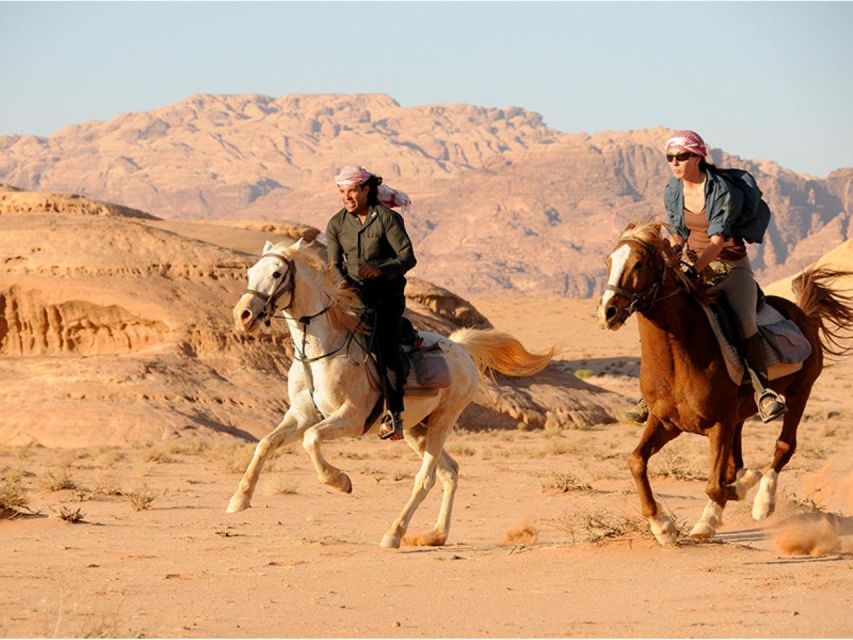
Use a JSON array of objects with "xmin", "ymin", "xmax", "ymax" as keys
[{"xmin": 2, "ymin": 298, "xmax": 852, "ymax": 638}]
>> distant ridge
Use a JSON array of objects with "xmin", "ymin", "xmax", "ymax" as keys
[{"xmin": 1, "ymin": 93, "xmax": 850, "ymax": 296}]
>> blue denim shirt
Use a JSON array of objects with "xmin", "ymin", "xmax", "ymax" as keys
[{"xmin": 664, "ymin": 169, "xmax": 745, "ymax": 241}]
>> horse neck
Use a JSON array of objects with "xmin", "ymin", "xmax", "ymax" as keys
[
  {"xmin": 637, "ymin": 267, "xmax": 704, "ymax": 356},
  {"xmin": 283, "ymin": 272, "xmax": 345, "ymax": 351}
]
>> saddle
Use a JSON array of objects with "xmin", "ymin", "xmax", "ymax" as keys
[
  {"xmin": 702, "ymin": 290, "xmax": 812, "ymax": 385},
  {"xmin": 359, "ymin": 327, "xmax": 453, "ymax": 435}
]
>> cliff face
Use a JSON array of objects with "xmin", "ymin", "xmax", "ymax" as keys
[
  {"xmin": 0, "ymin": 190, "xmax": 625, "ymax": 446},
  {"xmin": 1, "ymin": 94, "xmax": 849, "ymax": 295}
]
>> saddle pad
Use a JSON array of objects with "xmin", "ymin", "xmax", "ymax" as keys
[
  {"xmin": 701, "ymin": 301, "xmax": 807, "ymax": 385},
  {"xmin": 406, "ymin": 347, "xmax": 452, "ymax": 389}
]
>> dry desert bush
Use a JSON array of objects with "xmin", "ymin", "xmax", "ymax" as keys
[
  {"xmin": 0, "ymin": 474, "xmax": 29, "ymax": 515},
  {"xmin": 539, "ymin": 471, "xmax": 592, "ymax": 493},
  {"xmin": 127, "ymin": 485, "xmax": 157, "ymax": 511},
  {"xmin": 43, "ymin": 468, "xmax": 79, "ymax": 492}
]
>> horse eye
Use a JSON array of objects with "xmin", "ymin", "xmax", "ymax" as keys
[
  {"xmin": 633, "ymin": 261, "xmax": 644, "ymax": 269},
  {"xmin": 272, "ymin": 271, "xmax": 282, "ymax": 279}
]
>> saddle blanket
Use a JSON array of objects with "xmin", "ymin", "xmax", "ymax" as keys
[
  {"xmin": 404, "ymin": 333, "xmax": 453, "ymax": 391},
  {"xmin": 701, "ymin": 301, "xmax": 812, "ymax": 385}
]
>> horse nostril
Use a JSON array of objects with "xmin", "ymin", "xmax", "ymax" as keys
[
  {"xmin": 241, "ymin": 310, "xmax": 252, "ymax": 321},
  {"xmin": 606, "ymin": 306, "xmax": 616, "ymax": 320}
]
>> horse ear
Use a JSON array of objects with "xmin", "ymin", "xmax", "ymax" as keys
[
  {"xmin": 262, "ymin": 240, "xmax": 274, "ymax": 254},
  {"xmin": 291, "ymin": 237, "xmax": 304, "ymax": 250},
  {"xmin": 624, "ymin": 222, "xmax": 637, "ymax": 232}
]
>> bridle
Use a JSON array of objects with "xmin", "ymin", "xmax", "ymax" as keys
[
  {"xmin": 604, "ymin": 237, "xmax": 683, "ymax": 321},
  {"xmin": 244, "ymin": 252, "xmax": 298, "ymax": 324}
]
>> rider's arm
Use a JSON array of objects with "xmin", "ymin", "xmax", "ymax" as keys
[
  {"xmin": 325, "ymin": 216, "xmax": 348, "ymax": 284},
  {"xmin": 693, "ymin": 234, "xmax": 725, "ymax": 272},
  {"xmin": 376, "ymin": 211, "xmax": 417, "ymax": 278}
]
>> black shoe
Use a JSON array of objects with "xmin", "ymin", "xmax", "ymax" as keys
[
  {"xmin": 625, "ymin": 398, "xmax": 649, "ymax": 423},
  {"xmin": 379, "ymin": 411, "xmax": 404, "ymax": 441}
]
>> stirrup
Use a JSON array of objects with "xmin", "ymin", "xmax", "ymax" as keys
[
  {"xmin": 756, "ymin": 389, "xmax": 787, "ymax": 423},
  {"xmin": 378, "ymin": 412, "xmax": 404, "ymax": 441}
]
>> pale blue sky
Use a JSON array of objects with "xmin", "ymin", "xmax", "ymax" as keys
[{"xmin": 1, "ymin": 1, "xmax": 851, "ymax": 177}]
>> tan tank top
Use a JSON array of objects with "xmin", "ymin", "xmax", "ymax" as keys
[{"xmin": 684, "ymin": 207, "xmax": 746, "ymax": 260}]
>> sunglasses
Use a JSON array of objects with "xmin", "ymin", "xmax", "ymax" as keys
[{"xmin": 666, "ymin": 152, "xmax": 694, "ymax": 163}]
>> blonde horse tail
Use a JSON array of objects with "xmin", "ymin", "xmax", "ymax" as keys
[
  {"xmin": 794, "ymin": 266, "xmax": 853, "ymax": 359},
  {"xmin": 448, "ymin": 328, "xmax": 556, "ymax": 378}
]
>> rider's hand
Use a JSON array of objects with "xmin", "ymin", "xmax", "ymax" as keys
[
  {"xmin": 336, "ymin": 279, "xmax": 352, "ymax": 290},
  {"xmin": 358, "ymin": 264, "xmax": 383, "ymax": 280}
]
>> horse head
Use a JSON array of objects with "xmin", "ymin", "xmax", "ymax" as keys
[
  {"xmin": 233, "ymin": 239, "xmax": 299, "ymax": 332},
  {"xmin": 598, "ymin": 222, "xmax": 678, "ymax": 330},
  {"xmin": 233, "ymin": 238, "xmax": 362, "ymax": 335}
]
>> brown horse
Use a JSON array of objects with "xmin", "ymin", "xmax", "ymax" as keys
[{"xmin": 597, "ymin": 222, "xmax": 853, "ymax": 544}]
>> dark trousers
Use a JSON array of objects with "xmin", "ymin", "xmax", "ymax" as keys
[{"xmin": 364, "ymin": 291, "xmax": 409, "ymax": 414}]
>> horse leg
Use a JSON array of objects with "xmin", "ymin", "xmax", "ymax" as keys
[
  {"xmin": 302, "ymin": 408, "xmax": 364, "ymax": 494},
  {"xmin": 400, "ymin": 422, "xmax": 459, "ymax": 547},
  {"xmin": 727, "ymin": 420, "xmax": 762, "ymax": 500},
  {"xmin": 753, "ymin": 391, "xmax": 807, "ymax": 520},
  {"xmin": 628, "ymin": 416, "xmax": 681, "ymax": 545},
  {"xmin": 226, "ymin": 410, "xmax": 304, "ymax": 513},
  {"xmin": 690, "ymin": 422, "xmax": 733, "ymax": 540},
  {"xmin": 380, "ymin": 407, "xmax": 458, "ymax": 549}
]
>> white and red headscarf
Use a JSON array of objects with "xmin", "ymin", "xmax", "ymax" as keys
[
  {"xmin": 664, "ymin": 130, "xmax": 708, "ymax": 157},
  {"xmin": 334, "ymin": 164, "xmax": 412, "ymax": 209}
]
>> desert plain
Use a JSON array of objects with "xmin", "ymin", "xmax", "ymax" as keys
[
  {"xmin": 1, "ymin": 197, "xmax": 852, "ymax": 638},
  {"xmin": 1, "ymin": 95, "xmax": 853, "ymax": 636}
]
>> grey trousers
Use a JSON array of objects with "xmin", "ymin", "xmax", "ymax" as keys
[{"xmin": 707, "ymin": 255, "xmax": 758, "ymax": 338}]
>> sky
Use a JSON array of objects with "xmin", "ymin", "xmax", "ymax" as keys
[{"xmin": 1, "ymin": 1, "xmax": 851, "ymax": 177}]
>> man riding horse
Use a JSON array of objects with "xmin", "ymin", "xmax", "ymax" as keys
[
  {"xmin": 325, "ymin": 165, "xmax": 416, "ymax": 441},
  {"xmin": 628, "ymin": 130, "xmax": 787, "ymax": 424}
]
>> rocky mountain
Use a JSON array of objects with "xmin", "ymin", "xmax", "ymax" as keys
[
  {"xmin": 1, "ymin": 93, "xmax": 849, "ymax": 296},
  {"xmin": 0, "ymin": 189, "xmax": 625, "ymax": 446}
]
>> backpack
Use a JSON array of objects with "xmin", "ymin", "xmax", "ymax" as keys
[{"xmin": 711, "ymin": 167, "xmax": 772, "ymax": 244}]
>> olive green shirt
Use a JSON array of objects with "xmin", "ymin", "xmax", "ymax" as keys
[{"xmin": 325, "ymin": 204, "xmax": 417, "ymax": 294}]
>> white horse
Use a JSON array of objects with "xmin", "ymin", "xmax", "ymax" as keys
[{"xmin": 226, "ymin": 239, "xmax": 554, "ymax": 548}]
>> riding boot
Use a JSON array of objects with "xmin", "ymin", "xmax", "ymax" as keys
[
  {"xmin": 744, "ymin": 333, "xmax": 787, "ymax": 423},
  {"xmin": 625, "ymin": 397, "xmax": 649, "ymax": 423}
]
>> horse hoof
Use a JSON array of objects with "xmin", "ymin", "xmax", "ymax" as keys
[
  {"xmin": 379, "ymin": 534, "xmax": 401, "ymax": 549},
  {"xmin": 226, "ymin": 494, "xmax": 250, "ymax": 513},
  {"xmin": 335, "ymin": 473, "xmax": 353, "ymax": 494},
  {"xmin": 689, "ymin": 522, "xmax": 716, "ymax": 541},
  {"xmin": 649, "ymin": 515, "xmax": 677, "ymax": 545}
]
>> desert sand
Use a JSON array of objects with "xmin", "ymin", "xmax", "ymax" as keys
[
  {"xmin": 1, "ymin": 192, "xmax": 852, "ymax": 637},
  {"xmin": 2, "ymin": 298, "xmax": 852, "ymax": 637}
]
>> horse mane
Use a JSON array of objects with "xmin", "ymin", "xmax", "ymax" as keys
[{"xmin": 273, "ymin": 241, "xmax": 365, "ymax": 334}]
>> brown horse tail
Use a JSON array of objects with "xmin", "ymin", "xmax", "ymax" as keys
[
  {"xmin": 794, "ymin": 267, "xmax": 853, "ymax": 358},
  {"xmin": 448, "ymin": 328, "xmax": 556, "ymax": 378}
]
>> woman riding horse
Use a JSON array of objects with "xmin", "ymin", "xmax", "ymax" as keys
[{"xmin": 629, "ymin": 130, "xmax": 786, "ymax": 423}]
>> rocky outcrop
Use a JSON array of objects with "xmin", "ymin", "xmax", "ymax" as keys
[
  {"xmin": 0, "ymin": 190, "xmax": 625, "ymax": 446},
  {"xmin": 0, "ymin": 286, "xmax": 172, "ymax": 356}
]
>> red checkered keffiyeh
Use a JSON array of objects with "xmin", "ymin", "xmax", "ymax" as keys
[
  {"xmin": 334, "ymin": 165, "xmax": 412, "ymax": 209},
  {"xmin": 665, "ymin": 130, "xmax": 708, "ymax": 157}
]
